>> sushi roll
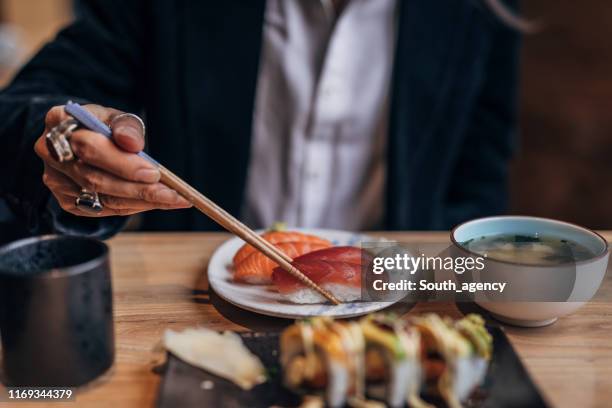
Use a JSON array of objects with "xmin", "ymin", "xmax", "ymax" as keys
[
  {"xmin": 360, "ymin": 314, "xmax": 428, "ymax": 408},
  {"xmin": 280, "ymin": 317, "xmax": 367, "ymax": 407},
  {"xmin": 411, "ymin": 314, "xmax": 492, "ymax": 408},
  {"xmin": 272, "ymin": 247, "xmax": 368, "ymax": 303},
  {"xmin": 451, "ymin": 314, "xmax": 492, "ymax": 400}
]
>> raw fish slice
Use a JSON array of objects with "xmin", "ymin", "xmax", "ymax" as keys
[
  {"xmin": 273, "ymin": 260, "xmax": 362, "ymax": 293},
  {"xmin": 234, "ymin": 242, "xmax": 330, "ymax": 284},
  {"xmin": 272, "ymin": 248, "xmax": 365, "ymax": 303},
  {"xmin": 295, "ymin": 246, "xmax": 372, "ymax": 265},
  {"xmin": 233, "ymin": 231, "xmax": 332, "ymax": 265}
]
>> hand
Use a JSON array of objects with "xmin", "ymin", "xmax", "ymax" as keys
[{"xmin": 34, "ymin": 104, "xmax": 192, "ymax": 217}]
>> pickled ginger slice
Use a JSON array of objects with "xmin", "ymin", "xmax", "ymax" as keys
[{"xmin": 164, "ymin": 328, "xmax": 266, "ymax": 390}]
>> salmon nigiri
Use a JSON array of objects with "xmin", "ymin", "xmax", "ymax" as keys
[
  {"xmin": 233, "ymin": 231, "xmax": 332, "ymax": 265},
  {"xmin": 233, "ymin": 241, "xmax": 332, "ymax": 284},
  {"xmin": 272, "ymin": 247, "xmax": 371, "ymax": 303}
]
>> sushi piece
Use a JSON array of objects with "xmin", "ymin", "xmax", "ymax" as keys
[
  {"xmin": 411, "ymin": 314, "xmax": 492, "ymax": 408},
  {"xmin": 280, "ymin": 314, "xmax": 492, "ymax": 408},
  {"xmin": 451, "ymin": 314, "xmax": 492, "ymax": 401},
  {"xmin": 360, "ymin": 314, "xmax": 427, "ymax": 408},
  {"xmin": 295, "ymin": 245, "xmax": 366, "ymax": 264},
  {"xmin": 234, "ymin": 240, "xmax": 331, "ymax": 284},
  {"xmin": 453, "ymin": 314, "xmax": 493, "ymax": 360},
  {"xmin": 232, "ymin": 231, "xmax": 332, "ymax": 265},
  {"xmin": 280, "ymin": 317, "xmax": 367, "ymax": 407},
  {"xmin": 272, "ymin": 247, "xmax": 369, "ymax": 303}
]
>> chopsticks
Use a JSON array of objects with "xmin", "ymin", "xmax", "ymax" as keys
[
  {"xmin": 159, "ymin": 166, "xmax": 341, "ymax": 304},
  {"xmin": 64, "ymin": 102, "xmax": 341, "ymax": 305}
]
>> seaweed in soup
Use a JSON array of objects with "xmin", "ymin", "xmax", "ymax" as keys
[
  {"xmin": 462, "ymin": 234, "xmax": 596, "ymax": 265},
  {"xmin": 513, "ymin": 235, "xmax": 541, "ymax": 243}
]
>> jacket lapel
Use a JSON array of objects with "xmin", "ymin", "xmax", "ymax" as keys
[
  {"xmin": 386, "ymin": 0, "xmax": 474, "ymax": 229},
  {"xmin": 181, "ymin": 0, "xmax": 266, "ymax": 229}
]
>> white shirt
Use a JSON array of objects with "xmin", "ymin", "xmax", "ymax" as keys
[{"xmin": 244, "ymin": 0, "xmax": 397, "ymax": 230}]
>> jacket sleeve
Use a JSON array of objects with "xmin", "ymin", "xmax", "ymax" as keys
[
  {"xmin": 0, "ymin": 0, "xmax": 146, "ymax": 239},
  {"xmin": 443, "ymin": 19, "xmax": 521, "ymax": 228}
]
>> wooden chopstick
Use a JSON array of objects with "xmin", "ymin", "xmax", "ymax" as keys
[{"xmin": 159, "ymin": 165, "xmax": 341, "ymax": 304}]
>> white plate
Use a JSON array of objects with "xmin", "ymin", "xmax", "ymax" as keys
[{"xmin": 208, "ymin": 228, "xmax": 396, "ymax": 319}]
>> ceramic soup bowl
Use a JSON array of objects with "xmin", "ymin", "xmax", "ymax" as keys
[{"xmin": 451, "ymin": 216, "xmax": 609, "ymax": 327}]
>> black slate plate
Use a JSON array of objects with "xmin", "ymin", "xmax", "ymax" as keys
[{"xmin": 156, "ymin": 328, "xmax": 548, "ymax": 408}]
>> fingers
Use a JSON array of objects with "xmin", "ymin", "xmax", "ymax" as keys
[
  {"xmin": 110, "ymin": 113, "xmax": 145, "ymax": 153},
  {"xmin": 62, "ymin": 105, "xmax": 159, "ymax": 183},
  {"xmin": 51, "ymin": 192, "xmax": 190, "ymax": 218},
  {"xmin": 43, "ymin": 164, "xmax": 81, "ymax": 215},
  {"xmin": 47, "ymin": 103, "xmax": 145, "ymax": 153},
  {"xmin": 47, "ymin": 158, "xmax": 188, "ymax": 206},
  {"xmin": 41, "ymin": 158, "xmax": 192, "ymax": 218},
  {"xmin": 44, "ymin": 105, "xmax": 70, "ymax": 129},
  {"xmin": 36, "ymin": 103, "xmax": 193, "ymax": 218},
  {"xmin": 69, "ymin": 129, "xmax": 159, "ymax": 183},
  {"xmin": 44, "ymin": 104, "xmax": 120, "ymax": 132},
  {"xmin": 77, "ymin": 104, "xmax": 123, "ymax": 124},
  {"xmin": 38, "ymin": 105, "xmax": 156, "ymax": 183},
  {"xmin": 83, "ymin": 104, "xmax": 145, "ymax": 153},
  {"xmin": 51, "ymin": 192, "xmax": 148, "ymax": 218},
  {"xmin": 99, "ymin": 194, "xmax": 191, "ymax": 211},
  {"xmin": 42, "ymin": 163, "xmax": 80, "ymax": 197}
]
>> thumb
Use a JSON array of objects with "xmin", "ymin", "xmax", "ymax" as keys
[{"xmin": 110, "ymin": 113, "xmax": 146, "ymax": 153}]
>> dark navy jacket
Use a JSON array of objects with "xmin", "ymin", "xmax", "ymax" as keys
[{"xmin": 0, "ymin": 0, "xmax": 520, "ymax": 238}]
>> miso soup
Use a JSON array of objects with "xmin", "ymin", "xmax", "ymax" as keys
[{"xmin": 461, "ymin": 234, "xmax": 596, "ymax": 265}]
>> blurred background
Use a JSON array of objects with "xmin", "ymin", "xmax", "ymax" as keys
[
  {"xmin": 0, "ymin": 0, "xmax": 610, "ymax": 230},
  {"xmin": 510, "ymin": 1, "xmax": 612, "ymax": 230}
]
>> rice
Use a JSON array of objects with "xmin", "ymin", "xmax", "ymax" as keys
[{"xmin": 280, "ymin": 284, "xmax": 361, "ymax": 304}]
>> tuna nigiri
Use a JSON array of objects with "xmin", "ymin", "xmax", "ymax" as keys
[
  {"xmin": 233, "ymin": 239, "xmax": 332, "ymax": 284},
  {"xmin": 272, "ymin": 247, "xmax": 371, "ymax": 303}
]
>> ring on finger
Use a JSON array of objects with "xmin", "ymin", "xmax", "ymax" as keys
[
  {"xmin": 45, "ymin": 119, "xmax": 79, "ymax": 163},
  {"xmin": 75, "ymin": 188, "xmax": 104, "ymax": 213},
  {"xmin": 110, "ymin": 113, "xmax": 146, "ymax": 137}
]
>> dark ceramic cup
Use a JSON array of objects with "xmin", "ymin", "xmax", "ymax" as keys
[{"xmin": 0, "ymin": 235, "xmax": 114, "ymax": 386}]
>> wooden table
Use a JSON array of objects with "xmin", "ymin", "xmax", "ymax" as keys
[{"xmin": 5, "ymin": 232, "xmax": 612, "ymax": 408}]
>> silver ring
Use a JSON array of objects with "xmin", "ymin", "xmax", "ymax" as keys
[
  {"xmin": 45, "ymin": 119, "xmax": 78, "ymax": 163},
  {"xmin": 75, "ymin": 189, "xmax": 104, "ymax": 213},
  {"xmin": 110, "ymin": 113, "xmax": 146, "ymax": 137}
]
